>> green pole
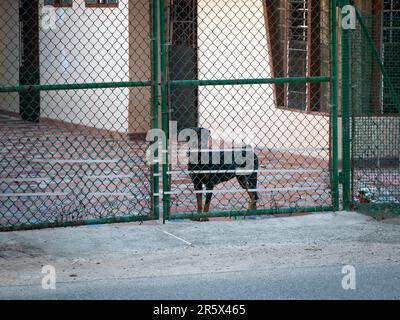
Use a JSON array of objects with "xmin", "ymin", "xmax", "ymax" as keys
[
  {"xmin": 341, "ymin": 0, "xmax": 351, "ymax": 210},
  {"xmin": 169, "ymin": 76, "xmax": 330, "ymax": 87},
  {"xmin": 0, "ymin": 80, "xmax": 151, "ymax": 93},
  {"xmin": 331, "ymin": 0, "xmax": 340, "ymax": 211},
  {"xmin": 160, "ymin": 0, "xmax": 170, "ymax": 223},
  {"xmin": 354, "ymin": 8, "xmax": 400, "ymax": 113},
  {"xmin": 151, "ymin": 0, "xmax": 160, "ymax": 220}
]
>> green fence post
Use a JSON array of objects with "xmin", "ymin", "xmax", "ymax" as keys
[
  {"xmin": 331, "ymin": 0, "xmax": 340, "ymax": 211},
  {"xmin": 341, "ymin": 0, "xmax": 351, "ymax": 211},
  {"xmin": 354, "ymin": 8, "xmax": 400, "ymax": 113},
  {"xmin": 160, "ymin": 0, "xmax": 170, "ymax": 223},
  {"xmin": 151, "ymin": 0, "xmax": 160, "ymax": 220}
]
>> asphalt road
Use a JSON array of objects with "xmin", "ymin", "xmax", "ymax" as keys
[{"xmin": 1, "ymin": 263, "xmax": 400, "ymax": 300}]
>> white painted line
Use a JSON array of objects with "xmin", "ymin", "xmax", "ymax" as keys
[
  {"xmin": 167, "ymin": 169, "xmax": 325, "ymax": 175},
  {"xmin": 0, "ymin": 192, "xmax": 70, "ymax": 198},
  {"xmin": 257, "ymin": 146, "xmax": 329, "ymax": 152},
  {"xmin": 163, "ymin": 231, "xmax": 193, "ymax": 246},
  {"xmin": 174, "ymin": 147, "xmax": 328, "ymax": 152},
  {"xmin": 168, "ymin": 148, "xmax": 252, "ymax": 153},
  {"xmin": 0, "ymin": 177, "xmax": 52, "ymax": 183},
  {"xmin": 32, "ymin": 158, "xmax": 122, "ymax": 164},
  {"xmin": 164, "ymin": 187, "xmax": 325, "ymax": 196},
  {"xmin": 87, "ymin": 192, "xmax": 136, "ymax": 198},
  {"xmin": 83, "ymin": 174, "xmax": 138, "ymax": 180}
]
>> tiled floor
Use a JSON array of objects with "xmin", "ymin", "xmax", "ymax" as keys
[
  {"xmin": 168, "ymin": 143, "xmax": 332, "ymax": 215},
  {"xmin": 0, "ymin": 115, "xmax": 152, "ymax": 228},
  {"xmin": 0, "ymin": 114, "xmax": 334, "ymax": 228}
]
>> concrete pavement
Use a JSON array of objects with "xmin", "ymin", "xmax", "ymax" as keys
[{"xmin": 1, "ymin": 212, "xmax": 400, "ymax": 299}]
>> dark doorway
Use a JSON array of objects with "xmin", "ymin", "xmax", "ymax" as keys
[
  {"xmin": 169, "ymin": 0, "xmax": 198, "ymax": 131},
  {"xmin": 19, "ymin": 0, "xmax": 41, "ymax": 122}
]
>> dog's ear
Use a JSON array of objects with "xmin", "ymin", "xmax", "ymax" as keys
[{"xmin": 187, "ymin": 127, "xmax": 211, "ymax": 140}]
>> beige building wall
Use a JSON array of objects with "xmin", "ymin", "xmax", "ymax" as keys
[
  {"xmin": 38, "ymin": 0, "xmax": 151, "ymax": 134},
  {"xmin": 39, "ymin": 0, "xmax": 130, "ymax": 132},
  {"xmin": 128, "ymin": 0, "xmax": 152, "ymax": 135},
  {"xmin": 197, "ymin": 0, "xmax": 330, "ymax": 159},
  {"xmin": 0, "ymin": 0, "xmax": 19, "ymax": 114}
]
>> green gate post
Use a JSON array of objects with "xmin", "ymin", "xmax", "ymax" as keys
[
  {"xmin": 331, "ymin": 0, "xmax": 340, "ymax": 211},
  {"xmin": 160, "ymin": 0, "xmax": 170, "ymax": 223},
  {"xmin": 152, "ymin": 0, "xmax": 160, "ymax": 220},
  {"xmin": 341, "ymin": 0, "xmax": 352, "ymax": 211}
]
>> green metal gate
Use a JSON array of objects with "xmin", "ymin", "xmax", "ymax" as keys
[
  {"xmin": 161, "ymin": 0, "xmax": 340, "ymax": 220},
  {"xmin": 343, "ymin": 1, "xmax": 400, "ymax": 215},
  {"xmin": 0, "ymin": 0, "xmax": 157, "ymax": 230},
  {"xmin": 0, "ymin": 0, "xmax": 346, "ymax": 231}
]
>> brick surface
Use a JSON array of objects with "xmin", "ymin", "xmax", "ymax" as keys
[{"xmin": 0, "ymin": 115, "xmax": 152, "ymax": 228}]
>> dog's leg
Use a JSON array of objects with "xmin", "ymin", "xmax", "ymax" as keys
[
  {"xmin": 196, "ymin": 193, "xmax": 203, "ymax": 213},
  {"xmin": 237, "ymin": 176, "xmax": 256, "ymax": 211},
  {"xmin": 201, "ymin": 183, "xmax": 214, "ymax": 221},
  {"xmin": 191, "ymin": 176, "xmax": 203, "ymax": 221},
  {"xmin": 247, "ymin": 191, "xmax": 256, "ymax": 211}
]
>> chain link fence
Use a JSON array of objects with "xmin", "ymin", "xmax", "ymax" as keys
[
  {"xmin": 1, "ymin": 0, "xmax": 344, "ymax": 229},
  {"xmin": 164, "ymin": 0, "xmax": 335, "ymax": 219},
  {"xmin": 0, "ymin": 0, "xmax": 155, "ymax": 230},
  {"xmin": 350, "ymin": 6, "xmax": 400, "ymax": 215}
]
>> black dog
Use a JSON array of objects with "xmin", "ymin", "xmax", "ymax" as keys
[{"xmin": 186, "ymin": 128, "xmax": 259, "ymax": 215}]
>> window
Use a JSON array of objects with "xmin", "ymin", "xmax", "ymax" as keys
[
  {"xmin": 85, "ymin": 0, "xmax": 119, "ymax": 8},
  {"xmin": 44, "ymin": 0, "xmax": 73, "ymax": 7},
  {"xmin": 264, "ymin": 0, "xmax": 327, "ymax": 113},
  {"xmin": 382, "ymin": 0, "xmax": 400, "ymax": 113}
]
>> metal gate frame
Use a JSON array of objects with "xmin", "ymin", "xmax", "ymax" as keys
[
  {"xmin": 159, "ymin": 0, "xmax": 341, "ymax": 221},
  {"xmin": 342, "ymin": 0, "xmax": 400, "ymax": 214},
  {"xmin": 0, "ymin": 0, "xmax": 160, "ymax": 231},
  {"xmin": 0, "ymin": 0, "xmax": 346, "ymax": 230}
]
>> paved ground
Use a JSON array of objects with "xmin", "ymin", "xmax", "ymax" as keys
[
  {"xmin": 2, "ymin": 263, "xmax": 400, "ymax": 300},
  {"xmin": 1, "ymin": 211, "xmax": 400, "ymax": 299}
]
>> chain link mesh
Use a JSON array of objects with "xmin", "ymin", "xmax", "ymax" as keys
[
  {"xmin": 350, "ymin": 8, "xmax": 400, "ymax": 214},
  {"xmin": 0, "ymin": 0, "xmax": 153, "ymax": 230},
  {"xmin": 166, "ymin": 0, "xmax": 333, "ymax": 218}
]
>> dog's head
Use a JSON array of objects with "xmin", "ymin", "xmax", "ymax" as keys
[{"xmin": 185, "ymin": 127, "xmax": 211, "ymax": 150}]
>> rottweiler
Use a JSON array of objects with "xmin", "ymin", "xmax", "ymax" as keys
[{"xmin": 186, "ymin": 127, "xmax": 259, "ymax": 218}]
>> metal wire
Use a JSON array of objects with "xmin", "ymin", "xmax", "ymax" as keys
[
  {"xmin": 350, "ymin": 8, "xmax": 400, "ymax": 214},
  {"xmin": 0, "ymin": 0, "xmax": 153, "ymax": 230},
  {"xmin": 165, "ymin": 0, "xmax": 334, "ymax": 218},
  {"xmin": 0, "ymin": 0, "xmax": 344, "ymax": 229}
]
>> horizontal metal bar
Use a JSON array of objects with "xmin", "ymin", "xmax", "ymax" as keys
[
  {"xmin": 170, "ymin": 76, "xmax": 330, "ymax": 87},
  {"xmin": 165, "ymin": 186, "xmax": 325, "ymax": 196},
  {"xmin": 167, "ymin": 169, "xmax": 326, "ymax": 175},
  {"xmin": 0, "ymin": 214, "xmax": 152, "ymax": 232},
  {"xmin": 169, "ymin": 206, "xmax": 334, "ymax": 220},
  {"xmin": 0, "ymin": 80, "xmax": 151, "ymax": 93},
  {"xmin": 0, "ymin": 192, "xmax": 70, "ymax": 198},
  {"xmin": 31, "ymin": 158, "xmax": 143, "ymax": 164},
  {"xmin": 0, "ymin": 177, "xmax": 52, "ymax": 183},
  {"xmin": 172, "ymin": 147, "xmax": 329, "ymax": 153},
  {"xmin": 31, "ymin": 158, "xmax": 122, "ymax": 164},
  {"xmin": 83, "ymin": 174, "xmax": 138, "ymax": 180},
  {"xmin": 0, "ymin": 191, "xmax": 142, "ymax": 198},
  {"xmin": 87, "ymin": 192, "xmax": 136, "ymax": 198}
]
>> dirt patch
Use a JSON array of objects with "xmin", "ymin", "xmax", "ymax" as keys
[{"xmin": 0, "ymin": 243, "xmax": 44, "ymax": 259}]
